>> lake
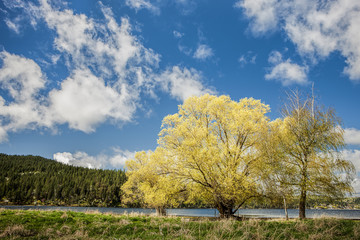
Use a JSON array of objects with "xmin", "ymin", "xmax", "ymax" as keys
[{"xmin": 1, "ymin": 205, "xmax": 360, "ymax": 219}]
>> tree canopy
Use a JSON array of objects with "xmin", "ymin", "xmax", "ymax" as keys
[
  {"xmin": 275, "ymin": 90, "xmax": 355, "ymax": 219},
  {"xmin": 123, "ymin": 94, "xmax": 271, "ymax": 217},
  {"xmin": 121, "ymin": 92, "xmax": 356, "ymax": 218},
  {"xmin": 121, "ymin": 148, "xmax": 185, "ymax": 216}
]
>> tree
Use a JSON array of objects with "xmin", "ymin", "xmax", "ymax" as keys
[
  {"xmin": 278, "ymin": 90, "xmax": 355, "ymax": 219},
  {"xmin": 121, "ymin": 149, "xmax": 185, "ymax": 216},
  {"xmin": 260, "ymin": 119, "xmax": 296, "ymax": 220},
  {"xmin": 158, "ymin": 94, "xmax": 270, "ymax": 218}
]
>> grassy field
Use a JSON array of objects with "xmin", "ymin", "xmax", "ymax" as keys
[{"xmin": 0, "ymin": 209, "xmax": 359, "ymax": 239}]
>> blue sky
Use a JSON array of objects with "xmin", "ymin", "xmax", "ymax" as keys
[{"xmin": 0, "ymin": 0, "xmax": 360, "ymax": 191}]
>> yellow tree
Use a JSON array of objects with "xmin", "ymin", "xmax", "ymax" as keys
[
  {"xmin": 121, "ymin": 148, "xmax": 185, "ymax": 216},
  {"xmin": 260, "ymin": 119, "xmax": 297, "ymax": 220},
  {"xmin": 279, "ymin": 90, "xmax": 355, "ymax": 219},
  {"xmin": 158, "ymin": 94, "xmax": 270, "ymax": 218}
]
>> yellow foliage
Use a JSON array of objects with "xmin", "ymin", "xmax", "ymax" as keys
[
  {"xmin": 122, "ymin": 148, "xmax": 185, "ymax": 210},
  {"xmin": 121, "ymin": 93, "xmax": 354, "ymax": 219},
  {"xmin": 158, "ymin": 94, "xmax": 270, "ymax": 216},
  {"xmin": 276, "ymin": 90, "xmax": 355, "ymax": 219}
]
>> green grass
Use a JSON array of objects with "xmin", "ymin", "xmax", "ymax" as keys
[{"xmin": 0, "ymin": 209, "xmax": 359, "ymax": 239}]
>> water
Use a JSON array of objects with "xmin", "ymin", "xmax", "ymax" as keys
[{"xmin": 1, "ymin": 205, "xmax": 359, "ymax": 219}]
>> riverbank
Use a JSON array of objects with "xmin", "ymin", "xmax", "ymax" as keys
[
  {"xmin": 2, "ymin": 205, "xmax": 360, "ymax": 219},
  {"xmin": 1, "ymin": 209, "xmax": 360, "ymax": 239}
]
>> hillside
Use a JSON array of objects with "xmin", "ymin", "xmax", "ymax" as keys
[{"xmin": 0, "ymin": 154, "xmax": 127, "ymax": 207}]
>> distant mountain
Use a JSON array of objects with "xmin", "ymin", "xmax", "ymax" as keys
[{"xmin": 0, "ymin": 153, "xmax": 127, "ymax": 207}]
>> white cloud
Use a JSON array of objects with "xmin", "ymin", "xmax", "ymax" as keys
[
  {"xmin": 53, "ymin": 152, "xmax": 72, "ymax": 165},
  {"xmin": 50, "ymin": 54, "xmax": 60, "ymax": 64},
  {"xmin": 193, "ymin": 44, "xmax": 214, "ymax": 60},
  {"xmin": 237, "ymin": 0, "xmax": 360, "ymax": 82},
  {"xmin": 2, "ymin": 0, "xmax": 42, "ymax": 28},
  {"xmin": 54, "ymin": 151, "xmax": 103, "ymax": 169},
  {"xmin": 265, "ymin": 51, "xmax": 309, "ymax": 86},
  {"xmin": 0, "ymin": 127, "xmax": 8, "ymax": 142},
  {"xmin": 344, "ymin": 128, "xmax": 360, "ymax": 146},
  {"xmin": 4, "ymin": 18, "xmax": 21, "ymax": 34},
  {"xmin": 125, "ymin": 0, "xmax": 160, "ymax": 14},
  {"xmin": 40, "ymin": 1, "xmax": 161, "ymax": 78},
  {"xmin": 267, "ymin": 51, "xmax": 282, "ymax": 65},
  {"xmin": 157, "ymin": 66, "xmax": 215, "ymax": 101},
  {"xmin": 0, "ymin": 52, "xmax": 46, "ymax": 102},
  {"xmin": 53, "ymin": 148, "xmax": 136, "ymax": 169},
  {"xmin": 0, "ymin": 51, "xmax": 49, "ymax": 142},
  {"xmin": 0, "ymin": 1, "xmax": 153, "ymax": 139},
  {"xmin": 238, "ymin": 51, "xmax": 257, "ymax": 67},
  {"xmin": 174, "ymin": 0, "xmax": 197, "ymax": 15},
  {"xmin": 352, "ymin": 178, "xmax": 360, "ymax": 196},
  {"xmin": 110, "ymin": 148, "xmax": 136, "ymax": 168},
  {"xmin": 342, "ymin": 149, "xmax": 360, "ymax": 172},
  {"xmin": 173, "ymin": 30, "xmax": 184, "ymax": 39},
  {"xmin": 0, "ymin": 1, "xmax": 214, "ymax": 140},
  {"xmin": 236, "ymin": 0, "xmax": 279, "ymax": 35},
  {"xmin": 48, "ymin": 68, "xmax": 135, "ymax": 132},
  {"xmin": 178, "ymin": 44, "xmax": 192, "ymax": 56},
  {"xmin": 341, "ymin": 149, "xmax": 360, "ymax": 195}
]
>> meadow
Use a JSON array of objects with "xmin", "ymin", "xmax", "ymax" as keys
[{"xmin": 1, "ymin": 209, "xmax": 360, "ymax": 239}]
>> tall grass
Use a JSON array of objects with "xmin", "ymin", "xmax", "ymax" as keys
[{"xmin": 0, "ymin": 209, "xmax": 359, "ymax": 239}]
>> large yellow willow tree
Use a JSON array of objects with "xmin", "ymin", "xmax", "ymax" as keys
[
  {"xmin": 158, "ymin": 94, "xmax": 270, "ymax": 218},
  {"xmin": 278, "ymin": 90, "xmax": 355, "ymax": 219},
  {"xmin": 121, "ymin": 148, "xmax": 185, "ymax": 216}
]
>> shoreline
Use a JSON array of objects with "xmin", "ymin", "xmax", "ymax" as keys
[
  {"xmin": 1, "ymin": 205, "xmax": 360, "ymax": 220},
  {"xmin": 1, "ymin": 203, "xmax": 359, "ymax": 210}
]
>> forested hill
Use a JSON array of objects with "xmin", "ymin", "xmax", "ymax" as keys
[{"xmin": 0, "ymin": 153, "xmax": 127, "ymax": 207}]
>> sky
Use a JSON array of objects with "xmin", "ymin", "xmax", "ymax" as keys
[{"xmin": 0, "ymin": 0, "xmax": 360, "ymax": 193}]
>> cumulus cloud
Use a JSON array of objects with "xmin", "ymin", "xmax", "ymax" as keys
[
  {"xmin": 157, "ymin": 66, "xmax": 215, "ymax": 101},
  {"xmin": 0, "ymin": 1, "xmax": 153, "ymax": 139},
  {"xmin": 193, "ymin": 44, "xmax": 214, "ymax": 60},
  {"xmin": 237, "ymin": 0, "xmax": 360, "ymax": 82},
  {"xmin": 53, "ymin": 148, "xmax": 136, "ymax": 169},
  {"xmin": 0, "ymin": 0, "xmax": 214, "ymax": 141},
  {"xmin": 125, "ymin": 0, "xmax": 160, "ymax": 14},
  {"xmin": 265, "ymin": 51, "xmax": 309, "ymax": 86},
  {"xmin": 344, "ymin": 128, "xmax": 360, "ymax": 146},
  {"xmin": 235, "ymin": 0, "xmax": 279, "ymax": 35},
  {"xmin": 0, "ymin": 51, "xmax": 49, "ymax": 142},
  {"xmin": 110, "ymin": 148, "xmax": 136, "ymax": 168},
  {"xmin": 48, "ymin": 69, "xmax": 135, "ymax": 132}
]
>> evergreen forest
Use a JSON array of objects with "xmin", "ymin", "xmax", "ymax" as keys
[{"xmin": 0, "ymin": 154, "xmax": 127, "ymax": 207}]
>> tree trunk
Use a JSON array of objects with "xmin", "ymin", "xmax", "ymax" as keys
[
  {"xmin": 283, "ymin": 197, "xmax": 289, "ymax": 220},
  {"xmin": 217, "ymin": 203, "xmax": 234, "ymax": 218},
  {"xmin": 299, "ymin": 162, "xmax": 308, "ymax": 220},
  {"xmin": 155, "ymin": 207, "xmax": 167, "ymax": 216},
  {"xmin": 299, "ymin": 189, "xmax": 306, "ymax": 219}
]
